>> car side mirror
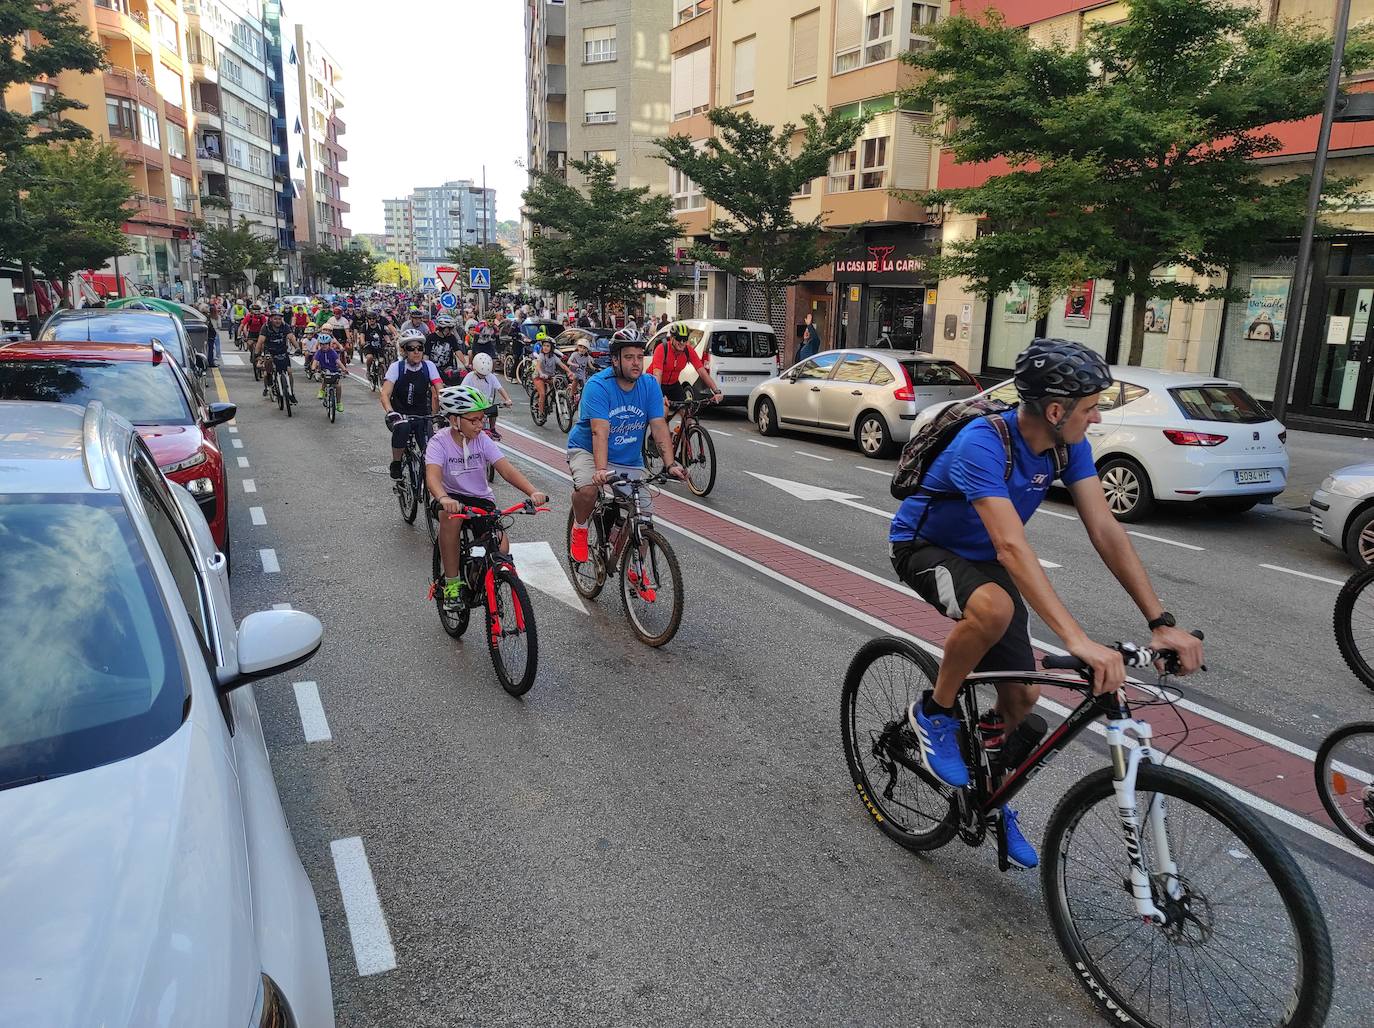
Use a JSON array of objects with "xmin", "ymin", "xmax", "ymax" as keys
[
  {"xmin": 206, "ymin": 401, "xmax": 237, "ymax": 427},
  {"xmin": 218, "ymin": 609, "xmax": 323, "ymax": 691},
  {"xmin": 192, "ymin": 351, "xmax": 206, "ymax": 371}
]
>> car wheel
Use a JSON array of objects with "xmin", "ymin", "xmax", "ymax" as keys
[
  {"xmin": 1098, "ymin": 456, "xmax": 1155, "ymax": 522},
  {"xmin": 755, "ymin": 397, "xmax": 779, "ymax": 437},
  {"xmin": 1345, "ymin": 506, "xmax": 1374, "ymax": 569},
  {"xmin": 855, "ymin": 411, "xmax": 893, "ymax": 459},
  {"xmin": 1208, "ymin": 497, "xmax": 1260, "ymax": 515}
]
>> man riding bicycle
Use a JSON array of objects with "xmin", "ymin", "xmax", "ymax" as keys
[
  {"xmin": 647, "ymin": 322, "xmax": 724, "ymax": 410},
  {"xmin": 890, "ymin": 338, "xmax": 1203, "ymax": 869},
  {"xmin": 256, "ymin": 309, "xmax": 297, "ymax": 403},
  {"xmin": 426, "ymin": 316, "xmax": 467, "ymax": 385},
  {"xmin": 381, "ymin": 329, "xmax": 443, "ymax": 480}
]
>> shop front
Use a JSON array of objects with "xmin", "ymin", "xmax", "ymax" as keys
[{"xmin": 831, "ymin": 226, "xmax": 939, "ymax": 352}]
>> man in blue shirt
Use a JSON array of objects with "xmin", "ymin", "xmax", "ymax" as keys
[
  {"xmin": 568, "ymin": 334, "xmax": 687, "ymax": 563},
  {"xmin": 891, "ymin": 338, "xmax": 1204, "ymax": 869}
]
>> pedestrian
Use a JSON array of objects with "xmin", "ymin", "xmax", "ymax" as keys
[{"xmin": 797, "ymin": 313, "xmax": 822, "ymax": 363}]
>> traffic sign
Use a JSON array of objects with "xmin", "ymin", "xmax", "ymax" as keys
[
  {"xmin": 439, "ymin": 292, "xmax": 457, "ymax": 309},
  {"xmin": 436, "ymin": 265, "xmax": 460, "ymax": 291},
  {"xmin": 470, "ymin": 267, "xmax": 491, "ymax": 290},
  {"xmin": 421, "ymin": 276, "xmax": 436, "ymax": 289}
]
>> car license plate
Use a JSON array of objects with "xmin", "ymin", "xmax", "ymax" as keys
[
  {"xmin": 1235, "ymin": 469, "xmax": 1272, "ymax": 484},
  {"xmin": 721, "ymin": 374, "xmax": 749, "ymax": 383}
]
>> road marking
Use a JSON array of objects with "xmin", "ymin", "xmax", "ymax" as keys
[
  {"xmin": 250, "ymin": 506, "xmax": 266, "ymax": 526},
  {"xmin": 795, "ymin": 450, "xmax": 834, "ymax": 462},
  {"xmin": 242, "ymin": 479, "xmax": 256, "ymax": 493},
  {"xmin": 750, "ymin": 439, "xmax": 779, "ymax": 448},
  {"xmin": 292, "ymin": 681, "xmax": 332, "ymax": 742},
  {"xmin": 1038, "ymin": 507, "xmax": 1078, "ymax": 521},
  {"xmin": 1039, "ymin": 559, "xmax": 1061, "ymax": 569},
  {"xmin": 212, "ymin": 368, "xmax": 229, "ymax": 403},
  {"xmin": 272, "ymin": 603, "xmax": 292, "ymax": 610},
  {"xmin": 228, "ymin": 426, "xmax": 239, "ymax": 434},
  {"xmin": 330, "ymin": 837, "xmax": 398, "ymax": 976},
  {"xmin": 854, "ymin": 465, "xmax": 890, "ymax": 477},
  {"xmin": 231, "ymin": 438, "xmax": 244, "ymax": 449},
  {"xmin": 260, "ymin": 548, "xmax": 280, "ymax": 573},
  {"xmin": 709, "ymin": 429, "xmax": 733, "ymax": 437},
  {"xmin": 1259, "ymin": 564, "xmax": 1344, "ymax": 587},
  {"xmin": 508, "ymin": 541, "xmax": 587, "ymax": 614},
  {"xmin": 219, "ymin": 352, "xmax": 244, "ymax": 366},
  {"xmin": 237, "ymin": 456, "xmax": 250, "ymax": 469},
  {"xmin": 747, "ymin": 470, "xmax": 895, "ymax": 518},
  {"xmin": 1128, "ymin": 530, "xmax": 1204, "ymax": 552}
]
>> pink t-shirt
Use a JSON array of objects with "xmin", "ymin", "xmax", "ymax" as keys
[{"xmin": 425, "ymin": 428, "xmax": 503, "ymax": 500}]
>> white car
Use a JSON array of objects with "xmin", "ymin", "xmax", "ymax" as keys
[
  {"xmin": 0, "ymin": 400, "xmax": 334, "ymax": 1027},
  {"xmin": 1311, "ymin": 463, "xmax": 1374, "ymax": 567},
  {"xmin": 644, "ymin": 318, "xmax": 780, "ymax": 406},
  {"xmin": 915, "ymin": 367, "xmax": 1289, "ymax": 521}
]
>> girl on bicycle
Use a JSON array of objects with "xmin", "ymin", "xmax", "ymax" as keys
[
  {"xmin": 566, "ymin": 339, "xmax": 593, "ymax": 408},
  {"xmin": 310, "ymin": 333, "xmax": 345, "ymax": 412},
  {"xmin": 532, "ymin": 339, "xmax": 572, "ymax": 422},
  {"xmin": 460, "ymin": 353, "xmax": 513, "ymax": 440},
  {"xmin": 425, "ymin": 386, "xmax": 548, "ymax": 610}
]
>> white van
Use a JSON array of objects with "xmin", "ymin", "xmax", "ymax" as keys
[{"xmin": 645, "ymin": 318, "xmax": 780, "ymax": 406}]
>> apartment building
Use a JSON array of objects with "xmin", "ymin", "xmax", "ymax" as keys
[
  {"xmin": 383, "ymin": 196, "xmax": 418, "ymax": 268},
  {"xmin": 289, "ymin": 28, "xmax": 350, "ymax": 251},
  {"xmin": 262, "ymin": 0, "xmax": 300, "ymax": 283},
  {"xmin": 410, "ymin": 181, "xmax": 498, "ymax": 264}
]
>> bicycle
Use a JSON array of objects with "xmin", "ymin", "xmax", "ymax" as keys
[
  {"xmin": 644, "ymin": 396, "xmax": 717, "ymax": 497},
  {"xmin": 840, "ymin": 633, "xmax": 1332, "ymax": 1027},
  {"xmin": 1333, "ymin": 565, "xmax": 1374, "ymax": 692},
  {"xmin": 429, "ymin": 499, "xmax": 547, "ymax": 696},
  {"xmin": 530, "ymin": 373, "xmax": 567, "ymax": 428},
  {"xmin": 553, "ymin": 374, "xmax": 576, "ymax": 432},
  {"xmin": 567, "ymin": 471, "xmax": 684, "ymax": 647},
  {"xmin": 320, "ymin": 371, "xmax": 341, "ymax": 423},
  {"xmin": 392, "ymin": 414, "xmax": 438, "ymax": 536},
  {"xmin": 267, "ymin": 359, "xmax": 293, "ymax": 417},
  {"xmin": 516, "ymin": 354, "xmax": 536, "ymax": 396},
  {"xmin": 1314, "ymin": 721, "xmax": 1374, "ymax": 856},
  {"xmin": 367, "ymin": 356, "xmax": 383, "ymax": 392}
]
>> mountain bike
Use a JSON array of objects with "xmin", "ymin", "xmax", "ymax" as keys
[
  {"xmin": 429, "ymin": 499, "xmax": 547, "ymax": 696},
  {"xmin": 516, "ymin": 354, "xmax": 536, "ymax": 396},
  {"xmin": 267, "ymin": 359, "xmax": 293, "ymax": 417},
  {"xmin": 529, "ymin": 375, "xmax": 552, "ymax": 427},
  {"xmin": 644, "ymin": 396, "xmax": 717, "ymax": 497},
  {"xmin": 320, "ymin": 372, "xmax": 341, "ymax": 423},
  {"xmin": 392, "ymin": 414, "xmax": 437, "ymax": 532},
  {"xmin": 1333, "ymin": 565, "xmax": 1374, "ymax": 692},
  {"xmin": 567, "ymin": 471, "xmax": 683, "ymax": 647},
  {"xmin": 1314, "ymin": 721, "xmax": 1374, "ymax": 856},
  {"xmin": 840, "ymin": 633, "xmax": 1332, "ymax": 1028},
  {"xmin": 367, "ymin": 356, "xmax": 382, "ymax": 392}
]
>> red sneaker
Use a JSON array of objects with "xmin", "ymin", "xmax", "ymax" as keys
[{"xmin": 570, "ymin": 525, "xmax": 589, "ymax": 563}]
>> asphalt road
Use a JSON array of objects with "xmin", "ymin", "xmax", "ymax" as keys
[{"xmin": 212, "ymin": 352, "xmax": 1374, "ymax": 1027}]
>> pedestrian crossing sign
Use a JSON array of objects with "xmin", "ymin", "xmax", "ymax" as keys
[{"xmin": 470, "ymin": 267, "xmax": 491, "ymax": 290}]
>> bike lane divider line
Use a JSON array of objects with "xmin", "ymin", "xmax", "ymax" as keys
[
  {"xmin": 795, "ymin": 451, "xmax": 834, "ymax": 462},
  {"xmin": 250, "ymin": 506, "xmax": 267, "ymax": 526},
  {"xmin": 854, "ymin": 465, "xmax": 890, "ymax": 476},
  {"xmin": 1128, "ymin": 530, "xmax": 1204, "ymax": 552},
  {"xmin": 292, "ymin": 681, "xmax": 332, "ymax": 742},
  {"xmin": 495, "ymin": 422, "xmax": 1363, "ymax": 862},
  {"xmin": 260, "ymin": 548, "xmax": 280, "ymax": 574},
  {"xmin": 1259, "ymin": 563, "xmax": 1344, "ymax": 587},
  {"xmin": 272, "ymin": 603, "xmax": 292, "ymax": 610},
  {"xmin": 329, "ymin": 837, "xmax": 398, "ymax": 976},
  {"xmin": 242, "ymin": 479, "xmax": 257, "ymax": 494},
  {"xmin": 213, "ymin": 368, "xmax": 230, "ymax": 404},
  {"xmin": 1037, "ymin": 507, "xmax": 1079, "ymax": 521},
  {"xmin": 708, "ymin": 429, "xmax": 733, "ymax": 437},
  {"xmin": 237, "ymin": 456, "xmax": 250, "ymax": 469},
  {"xmin": 750, "ymin": 439, "xmax": 779, "ymax": 448},
  {"xmin": 231, "ymin": 438, "xmax": 244, "ymax": 449},
  {"xmin": 228, "ymin": 426, "xmax": 239, "ymax": 434}
]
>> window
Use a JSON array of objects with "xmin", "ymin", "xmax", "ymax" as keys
[
  {"xmin": 167, "ymin": 121, "xmax": 188, "ymax": 159},
  {"xmin": 865, "ymin": 6, "xmax": 894, "ymax": 64},
  {"xmin": 138, "ymin": 104, "xmax": 160, "ymax": 147},
  {"xmin": 671, "ymin": 164, "xmax": 704, "ymax": 212},
  {"xmin": 1169, "ymin": 386, "xmax": 1269, "ymax": 424},
  {"xmin": 29, "ymin": 82, "xmax": 56, "ymax": 128},
  {"xmin": 709, "ymin": 331, "xmax": 777, "ymax": 358},
  {"xmin": 670, "ymin": 42, "xmax": 711, "ymax": 120},
  {"xmin": 154, "ymin": 10, "xmax": 179, "ymax": 53},
  {"xmin": 794, "ymin": 352, "xmax": 841, "ymax": 380},
  {"xmin": 584, "ymin": 24, "xmax": 616, "ymax": 63},
  {"xmin": 107, "ymin": 97, "xmax": 137, "ymax": 139},
  {"xmin": 861, "ymin": 135, "xmax": 888, "ymax": 189},
  {"xmin": 908, "ymin": 361, "xmax": 975, "ymax": 386},
  {"xmin": 676, "ymin": 0, "xmax": 711, "ymax": 25},
  {"xmin": 835, "ymin": 0, "xmax": 897, "ymax": 73},
  {"xmin": 584, "ymin": 149, "xmax": 616, "ymax": 166},
  {"xmin": 790, "ymin": 10, "xmax": 819, "ymax": 85},
  {"xmin": 828, "ymin": 150, "xmax": 857, "ymax": 192},
  {"xmin": 834, "ymin": 355, "xmax": 882, "ymax": 383},
  {"xmin": 909, "ymin": 2, "xmax": 939, "ymax": 51},
  {"xmin": 171, "ymin": 174, "xmax": 194, "ymax": 212},
  {"xmin": 732, "ymin": 36, "xmax": 755, "ymax": 103},
  {"xmin": 133, "ymin": 447, "xmax": 211, "ymax": 651},
  {"xmin": 584, "ymin": 87, "xmax": 616, "ymax": 123}
]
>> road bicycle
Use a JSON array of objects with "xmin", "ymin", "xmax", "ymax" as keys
[
  {"xmin": 567, "ymin": 471, "xmax": 683, "ymax": 647},
  {"xmin": 392, "ymin": 414, "xmax": 439, "ymax": 540},
  {"xmin": 1314, "ymin": 721, "xmax": 1374, "ymax": 857},
  {"xmin": 1333, "ymin": 565, "xmax": 1374, "ymax": 692},
  {"xmin": 643, "ymin": 395, "xmax": 717, "ymax": 497},
  {"xmin": 319, "ymin": 371, "xmax": 341, "ymax": 424},
  {"xmin": 429, "ymin": 499, "xmax": 547, "ymax": 696},
  {"xmin": 840, "ymin": 633, "xmax": 1332, "ymax": 1027}
]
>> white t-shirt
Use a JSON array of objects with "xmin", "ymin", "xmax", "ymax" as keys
[
  {"xmin": 461, "ymin": 369, "xmax": 503, "ymax": 402},
  {"xmin": 385, "ymin": 358, "xmax": 441, "ymax": 384}
]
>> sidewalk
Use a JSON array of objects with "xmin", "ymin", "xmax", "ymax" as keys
[{"xmin": 1282, "ymin": 428, "xmax": 1374, "ymax": 510}]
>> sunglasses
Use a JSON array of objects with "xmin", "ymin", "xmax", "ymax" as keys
[{"xmin": 404, "ymin": 345, "xmax": 424, "ymax": 352}]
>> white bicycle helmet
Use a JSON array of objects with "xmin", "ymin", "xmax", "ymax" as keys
[
  {"xmin": 472, "ymin": 352, "xmax": 494, "ymax": 375},
  {"xmin": 399, "ymin": 328, "xmax": 427, "ymax": 348},
  {"xmin": 435, "ymin": 315, "xmax": 456, "ymax": 328}
]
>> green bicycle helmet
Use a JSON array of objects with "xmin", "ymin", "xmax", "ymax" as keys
[{"xmin": 440, "ymin": 384, "xmax": 494, "ymax": 417}]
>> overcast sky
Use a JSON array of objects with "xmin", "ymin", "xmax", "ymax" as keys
[{"xmin": 286, "ymin": 0, "xmax": 528, "ymax": 232}]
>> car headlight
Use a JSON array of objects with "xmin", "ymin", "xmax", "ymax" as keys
[
  {"xmin": 249, "ymin": 973, "xmax": 298, "ymax": 1028},
  {"xmin": 1319, "ymin": 476, "xmax": 1335, "ymax": 493},
  {"xmin": 186, "ymin": 476, "xmax": 215, "ymax": 496},
  {"xmin": 164, "ymin": 450, "xmax": 208, "ymax": 474}
]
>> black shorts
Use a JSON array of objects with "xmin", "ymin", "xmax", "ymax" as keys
[
  {"xmin": 268, "ymin": 352, "xmax": 290, "ymax": 372},
  {"xmin": 890, "ymin": 539, "xmax": 1034, "ymax": 674},
  {"xmin": 663, "ymin": 382, "xmax": 689, "ymax": 405}
]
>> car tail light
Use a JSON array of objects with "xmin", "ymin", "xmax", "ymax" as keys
[
  {"xmin": 1163, "ymin": 429, "xmax": 1227, "ymax": 446},
  {"xmin": 894, "ymin": 363, "xmax": 916, "ymax": 402}
]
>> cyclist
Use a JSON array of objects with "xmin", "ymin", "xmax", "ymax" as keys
[
  {"xmin": 567, "ymin": 333, "xmax": 686, "ymax": 564},
  {"xmin": 532, "ymin": 336, "xmax": 572, "ymax": 421},
  {"xmin": 426, "ymin": 316, "xmax": 467, "ymax": 385},
  {"xmin": 648, "ymin": 322, "xmax": 724, "ymax": 410},
  {"xmin": 311, "ymin": 332, "xmax": 345, "ymax": 411},
  {"xmin": 404, "ymin": 305, "xmax": 433, "ymax": 337},
  {"xmin": 321, "ymin": 305, "xmax": 353, "ymax": 363},
  {"xmin": 461, "ymin": 352, "xmax": 513, "ymax": 439},
  {"xmin": 256, "ymin": 308, "xmax": 297, "ymax": 402},
  {"xmin": 359, "ymin": 310, "xmax": 392, "ymax": 379},
  {"xmin": 566, "ymin": 338, "xmax": 594, "ymax": 406},
  {"xmin": 381, "ymin": 329, "xmax": 443, "ymax": 480},
  {"xmin": 239, "ymin": 302, "xmax": 267, "ymax": 350},
  {"xmin": 426, "ymin": 385, "xmax": 549, "ymax": 611},
  {"xmin": 470, "ymin": 322, "xmax": 500, "ymax": 364},
  {"xmin": 889, "ymin": 338, "xmax": 1203, "ymax": 869}
]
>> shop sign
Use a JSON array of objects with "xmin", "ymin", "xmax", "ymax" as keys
[
  {"xmin": 925, "ymin": 289, "xmax": 938, "ymax": 306},
  {"xmin": 832, "ymin": 228, "xmax": 937, "ymax": 285},
  {"xmin": 849, "ymin": 286, "xmax": 861, "ymax": 302}
]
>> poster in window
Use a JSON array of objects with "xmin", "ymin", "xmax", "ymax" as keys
[
  {"xmin": 1244, "ymin": 276, "xmax": 1290, "ymax": 342},
  {"xmin": 1144, "ymin": 296, "xmax": 1171, "ymax": 334},
  {"xmin": 1003, "ymin": 281, "xmax": 1030, "ymax": 323},
  {"xmin": 1352, "ymin": 289, "xmax": 1373, "ymax": 343},
  {"xmin": 1063, "ymin": 280, "xmax": 1094, "ymax": 326}
]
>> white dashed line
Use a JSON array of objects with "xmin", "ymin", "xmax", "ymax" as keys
[
  {"xmin": 750, "ymin": 439, "xmax": 779, "ymax": 448},
  {"xmin": 242, "ymin": 479, "xmax": 257, "ymax": 493},
  {"xmin": 259, "ymin": 548, "xmax": 280, "ymax": 573},
  {"xmin": 708, "ymin": 429, "xmax": 733, "ymax": 437},
  {"xmin": 1259, "ymin": 564, "xmax": 1344, "ymax": 587},
  {"xmin": 250, "ymin": 506, "xmax": 266, "ymax": 526},
  {"xmin": 219, "ymin": 353, "xmax": 244, "ymax": 366},
  {"xmin": 854, "ymin": 465, "xmax": 890, "ymax": 476},
  {"xmin": 1128, "ymin": 530, "xmax": 1204, "ymax": 552},
  {"xmin": 1039, "ymin": 559, "xmax": 1061, "ymax": 569},
  {"xmin": 237, "ymin": 456, "xmax": 250, "ymax": 469},
  {"xmin": 231, "ymin": 438, "xmax": 244, "ymax": 449},
  {"xmin": 228, "ymin": 426, "xmax": 239, "ymax": 434},
  {"xmin": 1038, "ymin": 507, "xmax": 1078, "ymax": 521},
  {"xmin": 795, "ymin": 451, "xmax": 834, "ymax": 461},
  {"xmin": 272, "ymin": 603, "xmax": 293, "ymax": 610},
  {"xmin": 330, "ymin": 837, "xmax": 398, "ymax": 976},
  {"xmin": 292, "ymin": 681, "xmax": 332, "ymax": 742}
]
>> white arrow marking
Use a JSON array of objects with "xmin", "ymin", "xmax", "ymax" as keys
[{"xmin": 507, "ymin": 541, "xmax": 587, "ymax": 614}]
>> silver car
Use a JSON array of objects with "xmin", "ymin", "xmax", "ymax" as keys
[
  {"xmin": 1311, "ymin": 463, "xmax": 1374, "ymax": 567},
  {"xmin": 0, "ymin": 400, "xmax": 333, "ymax": 1027},
  {"xmin": 748, "ymin": 348, "xmax": 979, "ymax": 457}
]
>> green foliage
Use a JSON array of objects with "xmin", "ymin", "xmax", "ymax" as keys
[
  {"xmin": 375, "ymin": 258, "xmax": 412, "ymax": 287},
  {"xmin": 523, "ymin": 156, "xmax": 678, "ymax": 314},
  {"xmin": 445, "ymin": 242, "xmax": 514, "ymax": 293},
  {"xmin": 654, "ymin": 106, "xmax": 867, "ymax": 326},
  {"xmin": 903, "ymin": 0, "xmax": 1374, "ymax": 364},
  {"xmin": 299, "ymin": 243, "xmax": 375, "ymax": 290},
  {"xmin": 200, "ymin": 218, "xmax": 279, "ymax": 289}
]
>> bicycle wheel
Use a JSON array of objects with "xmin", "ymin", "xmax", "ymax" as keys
[
  {"xmin": 486, "ymin": 566, "xmax": 538, "ymax": 696},
  {"xmin": 840, "ymin": 636, "xmax": 959, "ymax": 852},
  {"xmin": 619, "ymin": 526, "xmax": 683, "ymax": 647},
  {"xmin": 567, "ymin": 508, "xmax": 606, "ymax": 600},
  {"xmin": 252, "ymin": 355, "xmax": 261, "ymax": 381},
  {"xmin": 432, "ymin": 542, "xmax": 470, "ymax": 638},
  {"xmin": 643, "ymin": 432, "xmax": 665, "ymax": 478},
  {"xmin": 555, "ymin": 387, "xmax": 573, "ymax": 431},
  {"xmin": 327, "ymin": 386, "xmax": 337, "ymax": 423},
  {"xmin": 397, "ymin": 453, "xmax": 419, "ymax": 524},
  {"xmin": 1043, "ymin": 764, "xmax": 1332, "ymax": 1028},
  {"xmin": 1314, "ymin": 721, "xmax": 1374, "ymax": 856},
  {"xmin": 1333, "ymin": 566, "xmax": 1374, "ymax": 691},
  {"xmin": 529, "ymin": 387, "xmax": 547, "ymax": 426},
  {"xmin": 424, "ymin": 494, "xmax": 439, "ymax": 546},
  {"xmin": 681, "ymin": 423, "xmax": 717, "ymax": 497}
]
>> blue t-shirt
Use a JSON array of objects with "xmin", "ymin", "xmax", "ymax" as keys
[
  {"xmin": 889, "ymin": 408, "xmax": 1097, "ymax": 561},
  {"xmin": 567, "ymin": 367, "xmax": 664, "ymax": 467}
]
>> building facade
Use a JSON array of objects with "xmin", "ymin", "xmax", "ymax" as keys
[
  {"xmin": 289, "ymin": 26, "xmax": 350, "ymax": 252},
  {"xmin": 410, "ymin": 181, "xmax": 498, "ymax": 264},
  {"xmin": 383, "ymin": 196, "xmax": 417, "ymax": 268}
]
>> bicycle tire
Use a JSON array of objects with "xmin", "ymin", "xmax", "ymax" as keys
[
  {"xmin": 432, "ymin": 542, "xmax": 470, "ymax": 638},
  {"xmin": 284, "ymin": 376, "xmax": 292, "ymax": 417},
  {"xmin": 555, "ymin": 387, "xmax": 573, "ymax": 432},
  {"xmin": 1333, "ymin": 566, "xmax": 1374, "ymax": 691},
  {"xmin": 619, "ymin": 526, "xmax": 683, "ymax": 647},
  {"xmin": 252, "ymin": 357, "xmax": 261, "ymax": 381},
  {"xmin": 424, "ymin": 494, "xmax": 439, "ymax": 546},
  {"xmin": 643, "ymin": 433, "xmax": 665, "ymax": 479},
  {"xmin": 566, "ymin": 508, "xmax": 606, "ymax": 599},
  {"xmin": 327, "ymin": 386, "xmax": 337, "ymax": 423},
  {"xmin": 840, "ymin": 636, "xmax": 959, "ymax": 852},
  {"xmin": 486, "ymin": 566, "xmax": 538, "ymax": 696},
  {"xmin": 1043, "ymin": 764, "xmax": 1332, "ymax": 1028},
  {"xmin": 1314, "ymin": 721, "xmax": 1374, "ymax": 856},
  {"xmin": 398, "ymin": 453, "xmax": 419, "ymax": 524},
  {"xmin": 529, "ymin": 386, "xmax": 548, "ymax": 427},
  {"xmin": 682, "ymin": 423, "xmax": 717, "ymax": 497}
]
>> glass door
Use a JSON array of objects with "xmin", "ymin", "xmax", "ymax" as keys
[{"xmin": 1304, "ymin": 279, "xmax": 1374, "ymax": 421}]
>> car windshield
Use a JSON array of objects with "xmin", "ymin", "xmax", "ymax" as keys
[
  {"xmin": 0, "ymin": 359, "xmax": 193, "ymax": 426},
  {"xmin": 0, "ymin": 494, "xmax": 188, "ymax": 789},
  {"xmin": 1170, "ymin": 385, "xmax": 1269, "ymax": 424},
  {"xmin": 44, "ymin": 315, "xmax": 187, "ymax": 364},
  {"xmin": 710, "ymin": 331, "xmax": 777, "ymax": 359}
]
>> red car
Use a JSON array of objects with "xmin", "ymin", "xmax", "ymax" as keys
[{"xmin": 0, "ymin": 339, "xmax": 236, "ymax": 554}]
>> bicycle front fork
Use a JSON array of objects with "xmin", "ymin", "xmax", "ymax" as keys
[{"xmin": 1105, "ymin": 717, "xmax": 1181, "ymax": 924}]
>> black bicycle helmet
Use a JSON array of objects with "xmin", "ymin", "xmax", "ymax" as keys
[
  {"xmin": 609, "ymin": 332, "xmax": 646, "ymax": 356},
  {"xmin": 1014, "ymin": 338, "xmax": 1111, "ymax": 401}
]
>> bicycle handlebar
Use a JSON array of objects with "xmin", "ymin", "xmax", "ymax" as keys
[
  {"xmin": 446, "ymin": 499, "xmax": 550, "ymax": 520},
  {"xmin": 1041, "ymin": 630, "xmax": 1205, "ymax": 676}
]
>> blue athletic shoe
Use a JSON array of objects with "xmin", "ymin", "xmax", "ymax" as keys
[
  {"xmin": 907, "ymin": 695, "xmax": 970, "ymax": 789},
  {"xmin": 1002, "ymin": 806, "xmax": 1038, "ymax": 869}
]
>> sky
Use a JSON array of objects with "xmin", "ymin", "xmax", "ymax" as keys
[{"xmin": 285, "ymin": 0, "xmax": 529, "ymax": 233}]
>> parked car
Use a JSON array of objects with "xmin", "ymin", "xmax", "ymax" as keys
[
  {"xmin": 554, "ymin": 325, "xmax": 613, "ymax": 370},
  {"xmin": 1310, "ymin": 464, "xmax": 1374, "ymax": 567},
  {"xmin": 0, "ymin": 399, "xmax": 332, "ymax": 1028},
  {"xmin": 749, "ymin": 349, "xmax": 980, "ymax": 458},
  {"xmin": 0, "ymin": 339, "xmax": 234, "ymax": 552},
  {"xmin": 913, "ymin": 367, "xmax": 1289, "ymax": 521},
  {"xmin": 647, "ymin": 318, "xmax": 780, "ymax": 407},
  {"xmin": 40, "ymin": 307, "xmax": 200, "ymax": 378},
  {"xmin": 107, "ymin": 296, "xmax": 213, "ymax": 368}
]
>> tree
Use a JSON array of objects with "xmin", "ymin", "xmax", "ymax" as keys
[
  {"xmin": 298, "ymin": 243, "xmax": 336, "ymax": 289},
  {"xmin": 329, "ymin": 247, "xmax": 378, "ymax": 290},
  {"xmin": 904, "ymin": 0, "xmax": 1374, "ymax": 365},
  {"xmin": 201, "ymin": 218, "xmax": 277, "ymax": 292},
  {"xmin": 523, "ymin": 156, "xmax": 678, "ymax": 316},
  {"xmin": 445, "ymin": 242, "xmax": 514, "ymax": 293},
  {"xmin": 375, "ymin": 258, "xmax": 412, "ymax": 287},
  {"xmin": 655, "ymin": 107, "xmax": 867, "ymax": 331}
]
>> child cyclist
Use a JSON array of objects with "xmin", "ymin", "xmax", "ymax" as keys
[
  {"xmin": 532, "ymin": 337, "xmax": 572, "ymax": 421},
  {"xmin": 425, "ymin": 385, "xmax": 548, "ymax": 611},
  {"xmin": 566, "ymin": 338, "xmax": 594, "ymax": 407},
  {"xmin": 310, "ymin": 332, "xmax": 345, "ymax": 412},
  {"xmin": 461, "ymin": 352, "xmax": 513, "ymax": 440}
]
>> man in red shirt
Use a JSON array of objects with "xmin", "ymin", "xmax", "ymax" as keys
[
  {"xmin": 647, "ymin": 322, "xmax": 724, "ymax": 410},
  {"xmin": 239, "ymin": 303, "xmax": 267, "ymax": 350}
]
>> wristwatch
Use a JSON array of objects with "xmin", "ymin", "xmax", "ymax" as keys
[{"xmin": 1148, "ymin": 611, "xmax": 1176, "ymax": 631}]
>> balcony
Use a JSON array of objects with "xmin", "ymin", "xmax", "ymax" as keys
[
  {"xmin": 195, "ymin": 145, "xmax": 225, "ymax": 173},
  {"xmin": 544, "ymin": 1, "xmax": 565, "ymax": 42},
  {"xmin": 189, "ymin": 58, "xmax": 218, "ymax": 84},
  {"xmin": 94, "ymin": 1, "xmax": 153, "ymax": 50},
  {"xmin": 125, "ymin": 191, "xmax": 170, "ymax": 223},
  {"xmin": 192, "ymin": 100, "xmax": 221, "ymax": 128},
  {"xmin": 547, "ymin": 120, "xmax": 567, "ymax": 151},
  {"xmin": 546, "ymin": 62, "xmax": 566, "ymax": 102},
  {"xmin": 112, "ymin": 134, "xmax": 164, "ymax": 168},
  {"xmin": 103, "ymin": 66, "xmax": 156, "ymax": 101}
]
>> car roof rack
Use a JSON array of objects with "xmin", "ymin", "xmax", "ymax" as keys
[{"xmin": 82, "ymin": 401, "xmax": 111, "ymax": 491}]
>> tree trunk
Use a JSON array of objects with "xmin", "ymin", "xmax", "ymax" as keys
[
  {"xmin": 1125, "ymin": 290, "xmax": 1148, "ymax": 366},
  {"xmin": 763, "ymin": 270, "xmax": 775, "ymax": 334}
]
